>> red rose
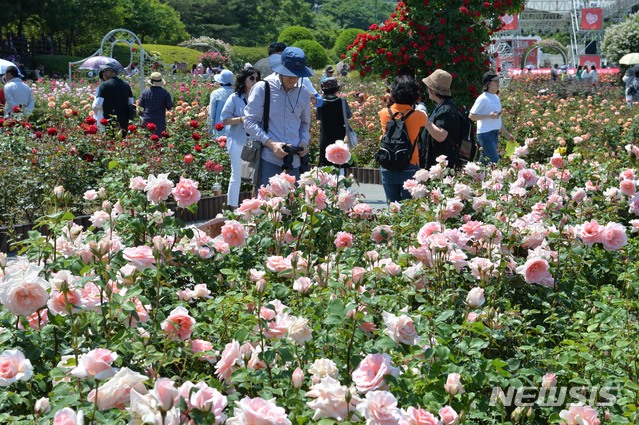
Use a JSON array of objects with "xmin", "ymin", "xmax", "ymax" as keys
[
  {"xmin": 150, "ymin": 134, "xmax": 160, "ymax": 142},
  {"xmin": 47, "ymin": 127, "xmax": 58, "ymax": 136},
  {"xmin": 86, "ymin": 125, "xmax": 98, "ymax": 134},
  {"xmin": 72, "ymin": 110, "xmax": 78, "ymax": 116},
  {"xmin": 83, "ymin": 153, "xmax": 94, "ymax": 162},
  {"xmin": 161, "ymin": 131, "xmax": 170, "ymax": 138},
  {"xmin": 85, "ymin": 116, "xmax": 97, "ymax": 125},
  {"xmin": 213, "ymin": 164, "xmax": 224, "ymax": 173},
  {"xmin": 35, "ymin": 131, "xmax": 43, "ymax": 138},
  {"xmin": 184, "ymin": 154, "xmax": 194, "ymax": 164},
  {"xmin": 205, "ymin": 160, "xmax": 216, "ymax": 171},
  {"xmin": 214, "ymin": 122, "xmax": 224, "ymax": 131},
  {"xmin": 146, "ymin": 122, "xmax": 157, "ymax": 132},
  {"xmin": 189, "ymin": 119, "xmax": 199, "ymax": 129},
  {"xmin": 192, "ymin": 132, "xmax": 201, "ymax": 141},
  {"xmin": 100, "ymin": 118, "xmax": 109, "ymax": 126},
  {"xmin": 58, "ymin": 134, "xmax": 67, "ymax": 142},
  {"xmin": 128, "ymin": 124, "xmax": 137, "ymax": 133},
  {"xmin": 13, "ymin": 105, "xmax": 21, "ymax": 113},
  {"xmin": 0, "ymin": 118, "xmax": 4, "ymax": 126},
  {"xmin": 194, "ymin": 144, "xmax": 202, "ymax": 152}
]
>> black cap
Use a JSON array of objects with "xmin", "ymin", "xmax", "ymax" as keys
[{"xmin": 482, "ymin": 72, "xmax": 499, "ymax": 90}]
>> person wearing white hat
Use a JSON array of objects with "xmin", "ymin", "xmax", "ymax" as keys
[
  {"xmin": 3, "ymin": 65, "xmax": 33, "ymax": 117},
  {"xmin": 138, "ymin": 72, "xmax": 174, "ymax": 136},
  {"xmin": 208, "ymin": 69, "xmax": 234, "ymax": 136}
]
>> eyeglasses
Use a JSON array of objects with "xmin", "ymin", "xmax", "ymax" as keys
[{"xmin": 248, "ymin": 75, "xmax": 260, "ymax": 82}]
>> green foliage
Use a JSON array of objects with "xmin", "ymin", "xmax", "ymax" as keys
[
  {"xmin": 310, "ymin": 13, "xmax": 342, "ymax": 49},
  {"xmin": 601, "ymin": 12, "xmax": 639, "ymax": 64},
  {"xmin": 141, "ymin": 44, "xmax": 203, "ymax": 68},
  {"xmin": 31, "ymin": 55, "xmax": 82, "ymax": 76},
  {"xmin": 278, "ymin": 26, "xmax": 316, "ymax": 46},
  {"xmin": 293, "ymin": 39, "xmax": 330, "ymax": 69},
  {"xmin": 231, "ymin": 46, "xmax": 269, "ymax": 71},
  {"xmin": 122, "ymin": 0, "xmax": 189, "ymax": 44},
  {"xmin": 334, "ymin": 28, "xmax": 364, "ymax": 58},
  {"xmin": 348, "ymin": 0, "xmax": 526, "ymax": 107},
  {"xmin": 320, "ymin": 0, "xmax": 395, "ymax": 30}
]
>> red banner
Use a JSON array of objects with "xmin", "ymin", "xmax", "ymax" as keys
[
  {"xmin": 500, "ymin": 14, "xmax": 518, "ymax": 31},
  {"xmin": 581, "ymin": 8, "xmax": 603, "ymax": 30},
  {"xmin": 580, "ymin": 55, "xmax": 601, "ymax": 68}
]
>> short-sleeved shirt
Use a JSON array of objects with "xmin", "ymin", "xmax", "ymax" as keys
[
  {"xmin": 470, "ymin": 92, "xmax": 502, "ymax": 134},
  {"xmin": 425, "ymin": 99, "xmax": 461, "ymax": 168},
  {"xmin": 378, "ymin": 104, "xmax": 427, "ymax": 166},
  {"xmin": 97, "ymin": 77, "xmax": 133, "ymax": 119}
]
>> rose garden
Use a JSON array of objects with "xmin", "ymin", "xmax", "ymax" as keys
[{"xmin": 2, "ymin": 0, "xmax": 639, "ymax": 424}]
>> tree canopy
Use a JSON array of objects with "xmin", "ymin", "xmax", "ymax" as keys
[{"xmin": 601, "ymin": 12, "xmax": 639, "ymax": 64}]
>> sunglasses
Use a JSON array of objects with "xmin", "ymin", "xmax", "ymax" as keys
[{"xmin": 248, "ymin": 75, "xmax": 260, "ymax": 82}]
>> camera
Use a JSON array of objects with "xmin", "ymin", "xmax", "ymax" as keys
[{"xmin": 282, "ymin": 144, "xmax": 304, "ymax": 170}]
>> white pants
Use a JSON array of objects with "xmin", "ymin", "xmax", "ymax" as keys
[{"xmin": 227, "ymin": 139, "xmax": 244, "ymax": 207}]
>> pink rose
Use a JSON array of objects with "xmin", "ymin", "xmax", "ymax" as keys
[
  {"xmin": 237, "ymin": 198, "xmax": 265, "ymax": 218},
  {"xmin": 292, "ymin": 367, "xmax": 304, "ymax": 388},
  {"xmin": 439, "ymin": 406, "xmax": 459, "ymax": 425},
  {"xmin": 352, "ymin": 267, "xmax": 366, "ymax": 283},
  {"xmin": 417, "ymin": 222, "xmax": 442, "ymax": 245},
  {"xmin": 334, "ymin": 231, "xmax": 353, "ymax": 249},
  {"xmin": 48, "ymin": 288, "xmax": 82, "ymax": 316},
  {"xmin": 145, "ymin": 173, "xmax": 174, "ymax": 204},
  {"xmin": 0, "ymin": 264, "xmax": 49, "ymax": 317},
  {"xmin": 71, "ymin": 348, "xmax": 118, "ymax": 380},
  {"xmin": 161, "ymin": 306, "xmax": 196, "ymax": 340},
  {"xmin": 619, "ymin": 179, "xmax": 636, "ymax": 197},
  {"xmin": 122, "ymin": 246, "xmax": 156, "ymax": 271},
  {"xmin": 352, "ymin": 353, "xmax": 399, "ymax": 393},
  {"xmin": 550, "ymin": 154, "xmax": 564, "ymax": 168},
  {"xmin": 293, "ymin": 277, "xmax": 313, "ymax": 294},
  {"xmin": 601, "ymin": 222, "xmax": 627, "ymax": 251},
  {"xmin": 53, "ymin": 408, "xmax": 82, "ymax": 425},
  {"xmin": 266, "ymin": 255, "xmax": 292, "ymax": 273},
  {"xmin": 0, "ymin": 349, "xmax": 33, "ymax": 386},
  {"xmin": 325, "ymin": 140, "xmax": 351, "ymax": 165},
  {"xmin": 172, "ymin": 177, "xmax": 201, "ymax": 208},
  {"xmin": 371, "ymin": 225, "xmax": 393, "ymax": 243},
  {"xmin": 444, "ymin": 373, "xmax": 464, "ymax": 395},
  {"xmin": 189, "ymin": 384, "xmax": 228, "ymax": 421},
  {"xmin": 226, "ymin": 396, "xmax": 291, "ymax": 425},
  {"xmin": 306, "ymin": 376, "xmax": 361, "ymax": 421},
  {"xmin": 357, "ymin": 390, "xmax": 402, "ymax": 425},
  {"xmin": 83, "ymin": 189, "xmax": 98, "ymax": 201},
  {"xmin": 465, "ymin": 287, "xmax": 485, "ymax": 308},
  {"xmin": 559, "ymin": 404, "xmax": 601, "ymax": 425},
  {"xmin": 382, "ymin": 311, "xmax": 420, "ymax": 345},
  {"xmin": 579, "ymin": 220, "xmax": 603, "ymax": 246},
  {"xmin": 400, "ymin": 406, "xmax": 442, "ymax": 425},
  {"xmin": 87, "ymin": 367, "xmax": 148, "ymax": 410},
  {"xmin": 129, "ymin": 176, "xmax": 147, "ymax": 191},
  {"xmin": 221, "ymin": 220, "xmax": 248, "ymax": 247},
  {"xmin": 516, "ymin": 257, "xmax": 554, "ymax": 287},
  {"xmin": 542, "ymin": 372, "xmax": 557, "ymax": 390},
  {"xmin": 190, "ymin": 339, "xmax": 216, "ymax": 363},
  {"xmin": 151, "ymin": 378, "xmax": 180, "ymax": 412},
  {"xmin": 267, "ymin": 174, "xmax": 294, "ymax": 197},
  {"xmin": 215, "ymin": 340, "xmax": 242, "ymax": 382}
]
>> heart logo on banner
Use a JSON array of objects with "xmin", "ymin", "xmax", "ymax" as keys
[
  {"xmin": 502, "ymin": 15, "xmax": 514, "ymax": 25},
  {"xmin": 586, "ymin": 13, "xmax": 599, "ymax": 25}
]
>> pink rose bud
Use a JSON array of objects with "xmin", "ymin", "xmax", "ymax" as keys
[{"xmin": 292, "ymin": 367, "xmax": 304, "ymax": 388}]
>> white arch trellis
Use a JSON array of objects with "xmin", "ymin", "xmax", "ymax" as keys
[{"xmin": 68, "ymin": 29, "xmax": 148, "ymax": 85}]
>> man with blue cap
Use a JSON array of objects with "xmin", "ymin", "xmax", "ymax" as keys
[{"xmin": 244, "ymin": 46, "xmax": 313, "ymax": 187}]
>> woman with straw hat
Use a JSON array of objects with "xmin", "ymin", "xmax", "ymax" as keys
[
  {"xmin": 138, "ymin": 72, "xmax": 174, "ymax": 136},
  {"xmin": 421, "ymin": 69, "xmax": 461, "ymax": 169}
]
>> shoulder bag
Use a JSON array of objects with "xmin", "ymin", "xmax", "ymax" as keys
[
  {"xmin": 240, "ymin": 83, "xmax": 270, "ymax": 184},
  {"xmin": 341, "ymin": 98, "xmax": 358, "ymax": 149}
]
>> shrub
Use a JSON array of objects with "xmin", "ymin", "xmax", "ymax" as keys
[
  {"xmin": 198, "ymin": 51, "xmax": 229, "ymax": 70},
  {"xmin": 31, "ymin": 55, "xmax": 82, "ymax": 76},
  {"xmin": 334, "ymin": 28, "xmax": 364, "ymax": 58},
  {"xmin": 142, "ymin": 44, "xmax": 203, "ymax": 69},
  {"xmin": 179, "ymin": 37, "xmax": 233, "ymax": 59},
  {"xmin": 293, "ymin": 39, "xmax": 329, "ymax": 70},
  {"xmin": 601, "ymin": 12, "xmax": 639, "ymax": 64},
  {"xmin": 278, "ymin": 26, "xmax": 316, "ymax": 46},
  {"xmin": 231, "ymin": 46, "xmax": 268, "ymax": 71}
]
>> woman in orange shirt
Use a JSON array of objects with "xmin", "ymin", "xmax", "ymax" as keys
[{"xmin": 378, "ymin": 75, "xmax": 427, "ymax": 203}]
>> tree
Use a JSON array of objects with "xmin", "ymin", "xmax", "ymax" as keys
[
  {"xmin": 601, "ymin": 12, "xmax": 639, "ymax": 64},
  {"xmin": 122, "ymin": 0, "xmax": 188, "ymax": 45},
  {"xmin": 319, "ymin": 0, "xmax": 395, "ymax": 30},
  {"xmin": 348, "ymin": 0, "xmax": 525, "ymax": 106}
]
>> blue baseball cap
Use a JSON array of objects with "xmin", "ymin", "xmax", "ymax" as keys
[{"xmin": 271, "ymin": 47, "xmax": 313, "ymax": 78}]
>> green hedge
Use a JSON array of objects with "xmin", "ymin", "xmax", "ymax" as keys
[
  {"xmin": 31, "ymin": 55, "xmax": 83, "ymax": 76},
  {"xmin": 292, "ymin": 39, "xmax": 329, "ymax": 70},
  {"xmin": 70, "ymin": 43, "xmax": 201, "ymax": 69},
  {"xmin": 334, "ymin": 28, "xmax": 364, "ymax": 58},
  {"xmin": 278, "ymin": 26, "xmax": 316, "ymax": 46},
  {"xmin": 231, "ymin": 46, "xmax": 268, "ymax": 71}
]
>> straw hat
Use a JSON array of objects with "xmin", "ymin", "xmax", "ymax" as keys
[
  {"xmin": 422, "ymin": 69, "xmax": 452, "ymax": 97},
  {"xmin": 147, "ymin": 72, "xmax": 165, "ymax": 87}
]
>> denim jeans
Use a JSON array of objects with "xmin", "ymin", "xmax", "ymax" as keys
[
  {"xmin": 259, "ymin": 160, "xmax": 300, "ymax": 189},
  {"xmin": 477, "ymin": 129, "xmax": 500, "ymax": 164},
  {"xmin": 381, "ymin": 164, "xmax": 419, "ymax": 203}
]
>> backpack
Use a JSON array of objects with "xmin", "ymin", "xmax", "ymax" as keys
[
  {"xmin": 456, "ymin": 107, "xmax": 477, "ymax": 163},
  {"xmin": 375, "ymin": 108, "xmax": 416, "ymax": 171},
  {"xmin": 628, "ymin": 78, "xmax": 639, "ymax": 96}
]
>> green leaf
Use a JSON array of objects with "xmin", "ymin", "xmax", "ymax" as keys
[{"xmin": 108, "ymin": 160, "xmax": 118, "ymax": 170}]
